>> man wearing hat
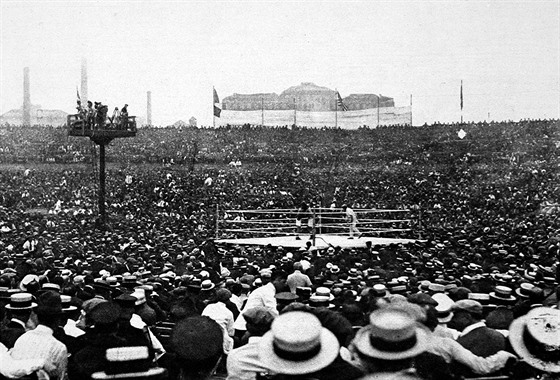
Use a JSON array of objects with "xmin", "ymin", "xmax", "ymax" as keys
[
  {"xmin": 68, "ymin": 302, "xmax": 128, "ymax": 379},
  {"xmin": 227, "ymin": 307, "xmax": 276, "ymax": 380},
  {"xmin": 351, "ymin": 308, "xmax": 426, "ymax": 376},
  {"xmin": 171, "ymin": 316, "xmax": 224, "ymax": 380},
  {"xmin": 234, "ymin": 270, "xmax": 287, "ymax": 333},
  {"xmin": 10, "ymin": 291, "xmax": 68, "ymax": 380},
  {"xmin": 0, "ymin": 292, "xmax": 36, "ymax": 348},
  {"xmin": 451, "ymin": 299, "xmax": 507, "ymax": 358},
  {"xmin": 202, "ymin": 288, "xmax": 235, "ymax": 356}
]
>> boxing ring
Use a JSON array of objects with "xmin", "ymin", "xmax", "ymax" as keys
[{"xmin": 215, "ymin": 207, "xmax": 421, "ymax": 249}]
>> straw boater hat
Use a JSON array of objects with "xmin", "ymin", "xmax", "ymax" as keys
[
  {"xmin": 352, "ymin": 308, "xmax": 427, "ymax": 360},
  {"xmin": 60, "ymin": 295, "xmax": 77, "ymax": 312},
  {"xmin": 200, "ymin": 279, "xmax": 215, "ymax": 291},
  {"xmin": 258, "ymin": 311, "xmax": 339, "ymax": 375},
  {"xmin": 5, "ymin": 292, "xmax": 37, "ymax": 310},
  {"xmin": 91, "ymin": 346, "xmax": 167, "ymax": 379},
  {"xmin": 489, "ymin": 285, "xmax": 516, "ymax": 303},
  {"xmin": 508, "ymin": 307, "xmax": 560, "ymax": 373},
  {"xmin": 312, "ymin": 287, "xmax": 335, "ymax": 301}
]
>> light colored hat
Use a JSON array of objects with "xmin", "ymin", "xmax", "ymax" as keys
[
  {"xmin": 489, "ymin": 285, "xmax": 516, "ymax": 302},
  {"xmin": 312, "ymin": 287, "xmax": 335, "ymax": 301},
  {"xmin": 431, "ymin": 293, "xmax": 454, "ymax": 323},
  {"xmin": 352, "ymin": 308, "xmax": 427, "ymax": 360},
  {"xmin": 131, "ymin": 288, "xmax": 146, "ymax": 306},
  {"xmin": 508, "ymin": 307, "xmax": 560, "ymax": 373},
  {"xmin": 60, "ymin": 295, "xmax": 77, "ymax": 312},
  {"xmin": 201, "ymin": 279, "xmax": 215, "ymax": 291},
  {"xmin": 259, "ymin": 311, "xmax": 339, "ymax": 375},
  {"xmin": 42, "ymin": 283, "xmax": 61, "ymax": 292},
  {"xmin": 5, "ymin": 292, "xmax": 37, "ymax": 310},
  {"xmin": 91, "ymin": 346, "xmax": 166, "ymax": 379}
]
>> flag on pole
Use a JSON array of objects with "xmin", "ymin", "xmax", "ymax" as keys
[
  {"xmin": 336, "ymin": 91, "xmax": 348, "ymax": 111},
  {"xmin": 213, "ymin": 88, "xmax": 221, "ymax": 117},
  {"xmin": 460, "ymin": 80, "xmax": 463, "ymax": 110}
]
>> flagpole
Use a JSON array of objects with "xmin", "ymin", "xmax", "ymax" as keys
[
  {"xmin": 410, "ymin": 94, "xmax": 413, "ymax": 126},
  {"xmin": 460, "ymin": 80, "xmax": 463, "ymax": 124},
  {"xmin": 261, "ymin": 96, "xmax": 264, "ymax": 127},
  {"xmin": 293, "ymin": 97, "xmax": 297, "ymax": 127},
  {"xmin": 335, "ymin": 89, "xmax": 338, "ymax": 128},
  {"xmin": 377, "ymin": 95, "xmax": 380, "ymax": 127},
  {"xmin": 213, "ymin": 86, "xmax": 216, "ymax": 128}
]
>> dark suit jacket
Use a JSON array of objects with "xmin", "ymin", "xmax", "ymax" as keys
[
  {"xmin": 456, "ymin": 325, "xmax": 506, "ymax": 357},
  {"xmin": 0, "ymin": 320, "xmax": 26, "ymax": 349}
]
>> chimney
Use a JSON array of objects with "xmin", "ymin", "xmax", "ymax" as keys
[
  {"xmin": 23, "ymin": 67, "xmax": 31, "ymax": 126},
  {"xmin": 81, "ymin": 58, "xmax": 88, "ymax": 103},
  {"xmin": 147, "ymin": 91, "xmax": 152, "ymax": 126}
]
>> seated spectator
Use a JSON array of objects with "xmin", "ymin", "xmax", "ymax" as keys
[
  {"xmin": 171, "ymin": 315, "xmax": 224, "ymax": 380},
  {"xmin": 258, "ymin": 311, "xmax": 342, "ymax": 379}
]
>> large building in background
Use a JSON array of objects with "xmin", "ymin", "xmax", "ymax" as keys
[
  {"xmin": 223, "ymin": 82, "xmax": 394, "ymax": 111},
  {"xmin": 220, "ymin": 82, "xmax": 410, "ymax": 128}
]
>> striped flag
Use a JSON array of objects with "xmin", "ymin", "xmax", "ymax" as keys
[
  {"xmin": 336, "ymin": 91, "xmax": 348, "ymax": 111},
  {"xmin": 213, "ymin": 88, "xmax": 221, "ymax": 118}
]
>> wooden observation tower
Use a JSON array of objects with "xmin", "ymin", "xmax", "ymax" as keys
[{"xmin": 67, "ymin": 109, "xmax": 137, "ymax": 228}]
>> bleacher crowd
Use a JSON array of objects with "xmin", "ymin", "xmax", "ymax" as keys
[{"xmin": 0, "ymin": 119, "xmax": 559, "ymax": 379}]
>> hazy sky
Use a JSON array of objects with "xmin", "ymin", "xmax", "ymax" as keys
[{"xmin": 1, "ymin": 0, "xmax": 559, "ymax": 126}]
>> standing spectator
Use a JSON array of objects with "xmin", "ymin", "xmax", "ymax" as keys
[
  {"xmin": 234, "ymin": 270, "xmax": 287, "ymax": 333},
  {"xmin": 202, "ymin": 288, "xmax": 235, "ymax": 355},
  {"xmin": 287, "ymin": 262, "xmax": 312, "ymax": 293}
]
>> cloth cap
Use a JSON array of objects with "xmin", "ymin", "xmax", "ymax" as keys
[{"xmin": 453, "ymin": 299, "xmax": 483, "ymax": 316}]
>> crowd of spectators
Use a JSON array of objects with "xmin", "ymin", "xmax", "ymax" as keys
[{"xmin": 0, "ymin": 118, "xmax": 559, "ymax": 379}]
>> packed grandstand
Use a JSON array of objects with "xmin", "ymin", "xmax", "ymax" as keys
[{"xmin": 0, "ymin": 118, "xmax": 559, "ymax": 379}]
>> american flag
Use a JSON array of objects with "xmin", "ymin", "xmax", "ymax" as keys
[{"xmin": 336, "ymin": 91, "xmax": 348, "ymax": 111}]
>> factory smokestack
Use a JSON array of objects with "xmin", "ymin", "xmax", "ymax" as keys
[
  {"xmin": 147, "ymin": 91, "xmax": 152, "ymax": 126},
  {"xmin": 23, "ymin": 67, "xmax": 31, "ymax": 126},
  {"xmin": 81, "ymin": 58, "xmax": 88, "ymax": 103}
]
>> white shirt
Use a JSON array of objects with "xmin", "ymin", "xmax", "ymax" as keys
[
  {"xmin": 227, "ymin": 336, "xmax": 270, "ymax": 380},
  {"xmin": 202, "ymin": 301, "xmax": 235, "ymax": 354},
  {"xmin": 234, "ymin": 282, "xmax": 278, "ymax": 331},
  {"xmin": 10, "ymin": 324, "xmax": 68, "ymax": 380},
  {"xmin": 0, "ymin": 342, "xmax": 49, "ymax": 379}
]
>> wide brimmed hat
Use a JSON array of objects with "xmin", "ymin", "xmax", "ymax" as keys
[
  {"xmin": 259, "ymin": 311, "xmax": 339, "ymax": 375},
  {"xmin": 121, "ymin": 275, "xmax": 141, "ymax": 288},
  {"xmin": 60, "ymin": 295, "xmax": 77, "ymax": 312},
  {"xmin": 489, "ymin": 286, "xmax": 516, "ymax": 303},
  {"xmin": 508, "ymin": 307, "xmax": 560, "ymax": 373},
  {"xmin": 515, "ymin": 283, "xmax": 534, "ymax": 299},
  {"xmin": 5, "ymin": 292, "xmax": 37, "ymax": 310},
  {"xmin": 200, "ymin": 279, "xmax": 215, "ymax": 291},
  {"xmin": 352, "ymin": 309, "xmax": 427, "ymax": 360},
  {"xmin": 312, "ymin": 287, "xmax": 334, "ymax": 301},
  {"xmin": 91, "ymin": 346, "xmax": 167, "ymax": 379}
]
